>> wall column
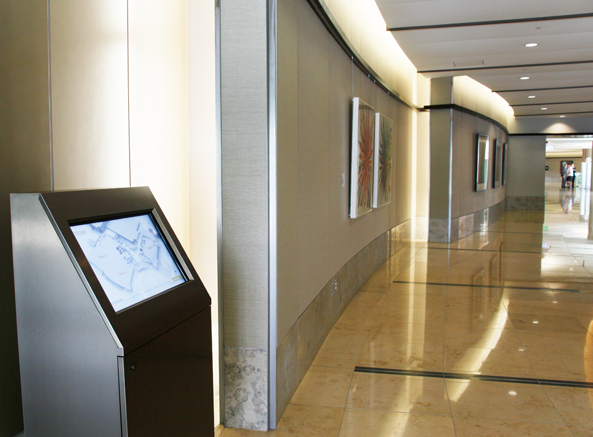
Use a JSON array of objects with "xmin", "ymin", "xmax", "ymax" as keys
[
  {"xmin": 428, "ymin": 78, "xmax": 454, "ymax": 243},
  {"xmin": 220, "ymin": 0, "xmax": 272, "ymax": 431}
]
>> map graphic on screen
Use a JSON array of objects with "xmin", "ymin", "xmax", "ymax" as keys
[{"xmin": 71, "ymin": 214, "xmax": 186, "ymax": 312}]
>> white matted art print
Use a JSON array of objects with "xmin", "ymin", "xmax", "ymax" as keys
[
  {"xmin": 373, "ymin": 113, "xmax": 393, "ymax": 208},
  {"xmin": 350, "ymin": 98, "xmax": 375, "ymax": 218}
]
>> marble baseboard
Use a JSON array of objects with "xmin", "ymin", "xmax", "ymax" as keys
[
  {"xmin": 428, "ymin": 218, "xmax": 450, "ymax": 243},
  {"xmin": 414, "ymin": 217, "xmax": 429, "ymax": 241},
  {"xmin": 505, "ymin": 196, "xmax": 545, "ymax": 211},
  {"xmin": 429, "ymin": 200, "xmax": 505, "ymax": 243},
  {"xmin": 224, "ymin": 348, "xmax": 268, "ymax": 431},
  {"xmin": 275, "ymin": 219, "xmax": 415, "ymax": 425}
]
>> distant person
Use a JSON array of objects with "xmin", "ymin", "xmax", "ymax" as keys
[
  {"xmin": 567, "ymin": 163, "xmax": 574, "ymax": 189},
  {"xmin": 561, "ymin": 162, "xmax": 568, "ymax": 188}
]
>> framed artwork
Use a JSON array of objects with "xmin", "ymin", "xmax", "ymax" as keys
[
  {"xmin": 475, "ymin": 134, "xmax": 490, "ymax": 192},
  {"xmin": 502, "ymin": 142, "xmax": 508, "ymax": 186},
  {"xmin": 492, "ymin": 139, "xmax": 502, "ymax": 188},
  {"xmin": 350, "ymin": 98, "xmax": 375, "ymax": 218},
  {"xmin": 373, "ymin": 113, "xmax": 393, "ymax": 208}
]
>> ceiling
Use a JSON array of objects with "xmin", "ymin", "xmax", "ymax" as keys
[{"xmin": 375, "ymin": 0, "xmax": 593, "ymax": 118}]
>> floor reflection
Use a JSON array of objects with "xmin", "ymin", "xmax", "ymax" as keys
[{"xmin": 220, "ymin": 183, "xmax": 593, "ymax": 437}]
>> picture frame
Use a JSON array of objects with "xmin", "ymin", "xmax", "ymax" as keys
[
  {"xmin": 373, "ymin": 113, "xmax": 393, "ymax": 208},
  {"xmin": 502, "ymin": 142, "xmax": 508, "ymax": 186},
  {"xmin": 475, "ymin": 134, "xmax": 490, "ymax": 192},
  {"xmin": 492, "ymin": 139, "xmax": 502, "ymax": 188},
  {"xmin": 350, "ymin": 98, "xmax": 375, "ymax": 218}
]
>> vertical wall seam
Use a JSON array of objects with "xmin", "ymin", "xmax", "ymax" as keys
[
  {"xmin": 126, "ymin": 0, "xmax": 132, "ymax": 188},
  {"xmin": 267, "ymin": 0, "xmax": 278, "ymax": 429},
  {"xmin": 47, "ymin": 0, "xmax": 54, "ymax": 191},
  {"xmin": 214, "ymin": 0, "xmax": 225, "ymax": 425}
]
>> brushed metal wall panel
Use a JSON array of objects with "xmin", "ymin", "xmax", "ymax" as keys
[
  {"xmin": 12, "ymin": 194, "xmax": 122, "ymax": 437},
  {"xmin": 51, "ymin": 0, "xmax": 130, "ymax": 191},
  {"xmin": 221, "ymin": 0, "xmax": 269, "ymax": 349}
]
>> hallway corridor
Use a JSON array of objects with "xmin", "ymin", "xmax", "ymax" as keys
[{"xmin": 222, "ymin": 185, "xmax": 593, "ymax": 436}]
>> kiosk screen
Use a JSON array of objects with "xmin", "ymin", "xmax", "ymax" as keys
[{"xmin": 71, "ymin": 214, "xmax": 186, "ymax": 312}]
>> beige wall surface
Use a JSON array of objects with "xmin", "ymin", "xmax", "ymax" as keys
[
  {"xmin": 50, "ymin": 0, "xmax": 130, "ymax": 192},
  {"xmin": 129, "ymin": 0, "xmax": 188, "ymax": 245},
  {"xmin": 451, "ymin": 111, "xmax": 507, "ymax": 219},
  {"xmin": 1, "ymin": 0, "xmax": 219, "ymax": 433},
  {"xmin": 0, "ymin": 1, "xmax": 52, "ymax": 434},
  {"xmin": 277, "ymin": 0, "xmax": 417, "ymax": 345}
]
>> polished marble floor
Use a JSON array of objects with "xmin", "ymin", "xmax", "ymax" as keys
[{"xmin": 220, "ymin": 185, "xmax": 593, "ymax": 437}]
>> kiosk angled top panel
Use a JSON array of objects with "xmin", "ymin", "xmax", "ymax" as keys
[{"xmin": 39, "ymin": 186, "xmax": 211, "ymax": 352}]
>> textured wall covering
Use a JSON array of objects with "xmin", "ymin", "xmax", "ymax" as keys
[
  {"xmin": 220, "ymin": 0, "xmax": 270, "ymax": 429},
  {"xmin": 0, "ymin": 2, "xmax": 51, "ymax": 433},
  {"xmin": 275, "ymin": 220, "xmax": 415, "ymax": 421},
  {"xmin": 429, "ymin": 99, "xmax": 508, "ymax": 243},
  {"xmin": 221, "ymin": 0, "xmax": 269, "ymax": 350},
  {"xmin": 274, "ymin": 0, "xmax": 419, "ymax": 426},
  {"xmin": 276, "ymin": 0, "xmax": 415, "ymax": 350}
]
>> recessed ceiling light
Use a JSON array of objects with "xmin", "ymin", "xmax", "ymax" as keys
[
  {"xmin": 525, "ymin": 43, "xmax": 538, "ymax": 47},
  {"xmin": 509, "ymin": 391, "xmax": 518, "ymax": 396},
  {"xmin": 560, "ymin": 115, "xmax": 566, "ymax": 118},
  {"xmin": 520, "ymin": 76, "xmax": 530, "ymax": 80},
  {"xmin": 541, "ymin": 107, "xmax": 548, "ymax": 110},
  {"xmin": 528, "ymin": 96, "xmax": 536, "ymax": 99}
]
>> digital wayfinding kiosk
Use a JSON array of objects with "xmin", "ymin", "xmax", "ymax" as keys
[{"xmin": 11, "ymin": 187, "xmax": 214, "ymax": 437}]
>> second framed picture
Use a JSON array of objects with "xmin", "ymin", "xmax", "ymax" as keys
[{"xmin": 373, "ymin": 113, "xmax": 393, "ymax": 208}]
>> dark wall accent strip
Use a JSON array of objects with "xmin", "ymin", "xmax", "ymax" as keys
[
  {"xmin": 354, "ymin": 367, "xmax": 593, "ymax": 389},
  {"xmin": 513, "ymin": 100, "xmax": 593, "ymax": 107},
  {"xmin": 515, "ymin": 111, "xmax": 593, "ymax": 117},
  {"xmin": 304, "ymin": 0, "xmax": 420, "ymax": 112},
  {"xmin": 510, "ymin": 133, "xmax": 593, "ymax": 136},
  {"xmin": 495, "ymin": 85, "xmax": 593, "ymax": 93},
  {"xmin": 392, "ymin": 280, "xmax": 580, "ymax": 293},
  {"xmin": 424, "ymin": 104, "xmax": 509, "ymax": 134},
  {"xmin": 420, "ymin": 59, "xmax": 593, "ymax": 74},
  {"xmin": 388, "ymin": 12, "xmax": 593, "ymax": 32}
]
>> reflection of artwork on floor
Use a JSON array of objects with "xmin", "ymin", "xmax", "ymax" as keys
[
  {"xmin": 373, "ymin": 113, "xmax": 393, "ymax": 208},
  {"xmin": 350, "ymin": 98, "xmax": 375, "ymax": 218},
  {"xmin": 490, "ymin": 253, "xmax": 500, "ymax": 284}
]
